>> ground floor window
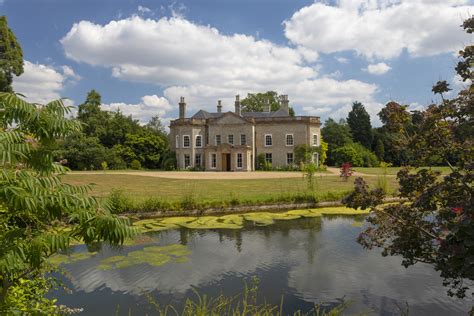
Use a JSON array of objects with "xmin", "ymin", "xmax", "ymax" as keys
[
  {"xmin": 312, "ymin": 152, "xmax": 319, "ymax": 166},
  {"xmin": 211, "ymin": 153, "xmax": 217, "ymax": 169},
  {"xmin": 236, "ymin": 153, "xmax": 243, "ymax": 169},
  {"xmin": 195, "ymin": 154, "xmax": 202, "ymax": 168},
  {"xmin": 287, "ymin": 153, "xmax": 294, "ymax": 165},
  {"xmin": 184, "ymin": 154, "xmax": 191, "ymax": 168},
  {"xmin": 265, "ymin": 153, "xmax": 272, "ymax": 164}
]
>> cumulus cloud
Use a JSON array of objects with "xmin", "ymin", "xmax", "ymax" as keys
[
  {"xmin": 364, "ymin": 62, "xmax": 392, "ymax": 75},
  {"xmin": 284, "ymin": 0, "xmax": 473, "ymax": 60},
  {"xmin": 60, "ymin": 15, "xmax": 381, "ymax": 121},
  {"xmin": 101, "ymin": 94, "xmax": 172, "ymax": 124},
  {"xmin": 12, "ymin": 61, "xmax": 79, "ymax": 104}
]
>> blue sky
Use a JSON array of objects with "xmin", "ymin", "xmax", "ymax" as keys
[{"xmin": 3, "ymin": 0, "xmax": 473, "ymax": 127}]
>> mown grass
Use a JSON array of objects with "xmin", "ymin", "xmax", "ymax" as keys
[
  {"xmin": 355, "ymin": 166, "xmax": 451, "ymax": 175},
  {"xmin": 61, "ymin": 173, "xmax": 398, "ymax": 213},
  {"xmin": 62, "ymin": 174, "xmax": 398, "ymax": 201}
]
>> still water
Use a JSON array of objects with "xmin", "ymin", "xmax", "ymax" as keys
[{"xmin": 53, "ymin": 216, "xmax": 471, "ymax": 315}]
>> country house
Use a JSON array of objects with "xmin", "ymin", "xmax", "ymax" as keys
[{"xmin": 169, "ymin": 95, "xmax": 321, "ymax": 171}]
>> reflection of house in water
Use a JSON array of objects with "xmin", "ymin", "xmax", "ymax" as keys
[{"xmin": 169, "ymin": 95, "xmax": 321, "ymax": 171}]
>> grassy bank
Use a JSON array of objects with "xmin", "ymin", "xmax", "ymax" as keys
[{"xmin": 61, "ymin": 173, "xmax": 398, "ymax": 213}]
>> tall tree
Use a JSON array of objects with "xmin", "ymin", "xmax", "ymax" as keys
[
  {"xmin": 343, "ymin": 17, "xmax": 474, "ymax": 301},
  {"xmin": 321, "ymin": 118, "xmax": 353, "ymax": 165},
  {"xmin": 240, "ymin": 91, "xmax": 295, "ymax": 116},
  {"xmin": 0, "ymin": 16, "xmax": 24, "ymax": 92},
  {"xmin": 347, "ymin": 101, "xmax": 372, "ymax": 148}
]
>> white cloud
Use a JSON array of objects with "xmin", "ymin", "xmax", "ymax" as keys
[
  {"xmin": 335, "ymin": 57, "xmax": 349, "ymax": 64},
  {"xmin": 364, "ymin": 62, "xmax": 392, "ymax": 75},
  {"xmin": 61, "ymin": 16, "xmax": 381, "ymax": 121},
  {"xmin": 101, "ymin": 94, "xmax": 172, "ymax": 124},
  {"xmin": 12, "ymin": 61, "xmax": 79, "ymax": 104},
  {"xmin": 284, "ymin": 0, "xmax": 474, "ymax": 60},
  {"xmin": 137, "ymin": 5, "xmax": 151, "ymax": 14}
]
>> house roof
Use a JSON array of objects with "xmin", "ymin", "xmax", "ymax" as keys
[{"xmin": 192, "ymin": 108, "xmax": 290, "ymax": 119}]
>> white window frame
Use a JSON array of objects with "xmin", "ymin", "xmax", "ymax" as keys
[
  {"xmin": 195, "ymin": 135, "xmax": 202, "ymax": 148},
  {"xmin": 215, "ymin": 135, "xmax": 221, "ymax": 146},
  {"xmin": 286, "ymin": 134, "xmax": 294, "ymax": 146},
  {"xmin": 312, "ymin": 152, "xmax": 319, "ymax": 167},
  {"xmin": 228, "ymin": 134, "xmax": 234, "ymax": 145},
  {"xmin": 264, "ymin": 134, "xmax": 273, "ymax": 147},
  {"xmin": 287, "ymin": 152, "xmax": 294, "ymax": 165},
  {"xmin": 210, "ymin": 153, "xmax": 217, "ymax": 169},
  {"xmin": 240, "ymin": 134, "xmax": 246, "ymax": 145},
  {"xmin": 183, "ymin": 135, "xmax": 191, "ymax": 148},
  {"xmin": 312, "ymin": 133, "xmax": 319, "ymax": 147},
  {"xmin": 175, "ymin": 135, "xmax": 179, "ymax": 148},
  {"xmin": 236, "ymin": 152, "xmax": 243, "ymax": 169}
]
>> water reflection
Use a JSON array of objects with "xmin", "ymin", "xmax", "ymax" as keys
[{"xmin": 54, "ymin": 216, "xmax": 471, "ymax": 315}]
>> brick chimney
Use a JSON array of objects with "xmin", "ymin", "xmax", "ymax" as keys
[
  {"xmin": 234, "ymin": 95, "xmax": 241, "ymax": 116},
  {"xmin": 179, "ymin": 96, "xmax": 186, "ymax": 119},
  {"xmin": 217, "ymin": 100, "xmax": 222, "ymax": 113},
  {"xmin": 280, "ymin": 95, "xmax": 289, "ymax": 115}
]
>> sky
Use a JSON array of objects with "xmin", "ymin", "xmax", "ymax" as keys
[{"xmin": 3, "ymin": 0, "xmax": 474, "ymax": 128}]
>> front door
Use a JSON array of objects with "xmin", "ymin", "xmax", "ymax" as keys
[{"xmin": 221, "ymin": 153, "xmax": 231, "ymax": 171}]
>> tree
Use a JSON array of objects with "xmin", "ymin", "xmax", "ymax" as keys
[
  {"xmin": 0, "ymin": 16, "xmax": 24, "ymax": 92},
  {"xmin": 343, "ymin": 18, "xmax": 474, "ymax": 301},
  {"xmin": 321, "ymin": 118, "xmax": 353, "ymax": 165},
  {"xmin": 347, "ymin": 101, "xmax": 372, "ymax": 148},
  {"xmin": 240, "ymin": 91, "xmax": 295, "ymax": 116},
  {"xmin": 0, "ymin": 93, "xmax": 135, "ymax": 312},
  {"xmin": 146, "ymin": 115, "xmax": 167, "ymax": 136}
]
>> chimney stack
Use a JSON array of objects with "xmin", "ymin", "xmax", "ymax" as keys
[
  {"xmin": 179, "ymin": 96, "xmax": 186, "ymax": 119},
  {"xmin": 234, "ymin": 95, "xmax": 241, "ymax": 116},
  {"xmin": 280, "ymin": 95, "xmax": 289, "ymax": 115},
  {"xmin": 217, "ymin": 100, "xmax": 222, "ymax": 113},
  {"xmin": 263, "ymin": 98, "xmax": 271, "ymax": 112}
]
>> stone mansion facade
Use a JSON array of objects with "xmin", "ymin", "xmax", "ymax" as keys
[{"xmin": 169, "ymin": 95, "xmax": 321, "ymax": 171}]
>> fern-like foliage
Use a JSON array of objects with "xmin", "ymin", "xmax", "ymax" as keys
[{"xmin": 0, "ymin": 93, "xmax": 136, "ymax": 310}]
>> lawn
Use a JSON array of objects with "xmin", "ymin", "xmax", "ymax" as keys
[
  {"xmin": 355, "ymin": 166, "xmax": 451, "ymax": 175},
  {"xmin": 61, "ymin": 173, "xmax": 398, "ymax": 205}
]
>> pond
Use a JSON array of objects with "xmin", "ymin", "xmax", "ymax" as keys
[{"xmin": 52, "ymin": 216, "xmax": 471, "ymax": 315}]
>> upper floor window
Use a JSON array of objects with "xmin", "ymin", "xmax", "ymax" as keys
[
  {"xmin": 195, "ymin": 135, "xmax": 202, "ymax": 148},
  {"xmin": 286, "ymin": 134, "xmax": 294, "ymax": 146},
  {"xmin": 183, "ymin": 135, "xmax": 190, "ymax": 148},
  {"xmin": 215, "ymin": 135, "xmax": 221, "ymax": 146},
  {"xmin": 265, "ymin": 134, "xmax": 272, "ymax": 147},
  {"xmin": 228, "ymin": 134, "xmax": 234, "ymax": 145},
  {"xmin": 240, "ymin": 134, "xmax": 246, "ymax": 145},
  {"xmin": 175, "ymin": 135, "xmax": 179, "ymax": 148},
  {"xmin": 312, "ymin": 134, "xmax": 318, "ymax": 146},
  {"xmin": 236, "ymin": 153, "xmax": 243, "ymax": 169}
]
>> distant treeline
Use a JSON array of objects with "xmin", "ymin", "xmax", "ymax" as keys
[
  {"xmin": 322, "ymin": 101, "xmax": 448, "ymax": 167},
  {"xmin": 54, "ymin": 90, "xmax": 175, "ymax": 170}
]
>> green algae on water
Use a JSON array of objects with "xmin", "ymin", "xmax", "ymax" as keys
[
  {"xmin": 48, "ymin": 251, "xmax": 97, "ymax": 266},
  {"xmin": 98, "ymin": 244, "xmax": 190, "ymax": 270}
]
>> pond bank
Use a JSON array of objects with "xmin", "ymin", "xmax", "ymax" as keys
[{"xmin": 124, "ymin": 197, "xmax": 402, "ymax": 219}]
